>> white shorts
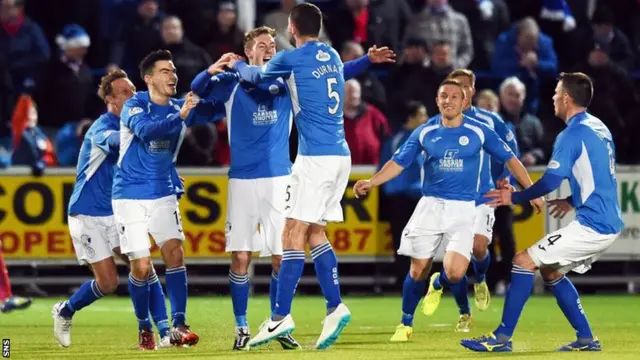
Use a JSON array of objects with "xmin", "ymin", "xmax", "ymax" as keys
[
  {"xmin": 68, "ymin": 214, "xmax": 118, "ymax": 265},
  {"xmin": 398, "ymin": 196, "xmax": 475, "ymax": 260},
  {"xmin": 112, "ymin": 195, "xmax": 185, "ymax": 255},
  {"xmin": 287, "ymin": 155, "xmax": 351, "ymax": 225},
  {"xmin": 527, "ymin": 220, "xmax": 619, "ymax": 274},
  {"xmin": 473, "ymin": 204, "xmax": 495, "ymax": 241},
  {"xmin": 225, "ymin": 176, "xmax": 290, "ymax": 257}
]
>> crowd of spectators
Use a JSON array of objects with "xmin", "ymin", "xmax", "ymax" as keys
[{"xmin": 2, "ymin": 0, "xmax": 640, "ymax": 171}]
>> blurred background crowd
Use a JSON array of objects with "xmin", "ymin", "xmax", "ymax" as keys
[{"xmin": 2, "ymin": 0, "xmax": 640, "ymax": 172}]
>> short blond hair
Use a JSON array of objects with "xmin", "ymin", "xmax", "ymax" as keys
[
  {"xmin": 98, "ymin": 69, "xmax": 128, "ymax": 102},
  {"xmin": 448, "ymin": 69, "xmax": 476, "ymax": 87},
  {"xmin": 244, "ymin": 26, "xmax": 277, "ymax": 49},
  {"xmin": 475, "ymin": 89, "xmax": 499, "ymax": 110}
]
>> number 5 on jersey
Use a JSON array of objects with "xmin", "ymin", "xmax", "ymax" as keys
[{"xmin": 327, "ymin": 77, "xmax": 340, "ymax": 115}]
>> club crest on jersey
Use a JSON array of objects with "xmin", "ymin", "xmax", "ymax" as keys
[
  {"xmin": 253, "ymin": 104, "xmax": 278, "ymax": 125},
  {"xmin": 316, "ymin": 50, "xmax": 331, "ymax": 62},
  {"xmin": 440, "ymin": 149, "xmax": 464, "ymax": 172},
  {"xmin": 173, "ymin": 104, "xmax": 181, "ymax": 111},
  {"xmin": 129, "ymin": 107, "xmax": 143, "ymax": 116},
  {"xmin": 506, "ymin": 131, "xmax": 515, "ymax": 141},
  {"xmin": 459, "ymin": 136, "xmax": 469, "ymax": 146},
  {"xmin": 268, "ymin": 84, "xmax": 280, "ymax": 94},
  {"xmin": 548, "ymin": 160, "xmax": 560, "ymax": 169}
]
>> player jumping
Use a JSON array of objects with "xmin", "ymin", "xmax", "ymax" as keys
[
  {"xmin": 112, "ymin": 50, "xmax": 222, "ymax": 350},
  {"xmin": 227, "ymin": 3, "xmax": 388, "ymax": 350},
  {"xmin": 194, "ymin": 23, "xmax": 393, "ymax": 350},
  {"xmin": 435, "ymin": 69, "xmax": 520, "ymax": 332},
  {"xmin": 461, "ymin": 73, "xmax": 622, "ymax": 352},
  {"xmin": 52, "ymin": 70, "xmax": 173, "ymax": 348},
  {"xmin": 354, "ymin": 79, "xmax": 542, "ymax": 343}
]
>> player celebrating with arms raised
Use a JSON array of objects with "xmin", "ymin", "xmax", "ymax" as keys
[
  {"xmin": 227, "ymin": 2, "xmax": 385, "ymax": 350},
  {"xmin": 461, "ymin": 73, "xmax": 623, "ymax": 353},
  {"xmin": 354, "ymin": 79, "xmax": 541, "ymax": 343},
  {"xmin": 53, "ymin": 70, "xmax": 173, "ymax": 349},
  {"xmin": 112, "ymin": 50, "xmax": 221, "ymax": 349}
]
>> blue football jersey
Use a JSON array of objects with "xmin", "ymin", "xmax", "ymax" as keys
[
  {"xmin": 393, "ymin": 115, "xmax": 515, "ymax": 202},
  {"xmin": 68, "ymin": 112, "xmax": 120, "ymax": 216},
  {"xmin": 113, "ymin": 91, "xmax": 223, "ymax": 200},
  {"xmin": 234, "ymin": 40, "xmax": 350, "ymax": 157},
  {"xmin": 191, "ymin": 70, "xmax": 292, "ymax": 179},
  {"xmin": 463, "ymin": 106, "xmax": 519, "ymax": 205},
  {"xmin": 545, "ymin": 112, "xmax": 623, "ymax": 234}
]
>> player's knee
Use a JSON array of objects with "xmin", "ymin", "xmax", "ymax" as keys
[
  {"xmin": 161, "ymin": 239, "xmax": 184, "ymax": 268},
  {"xmin": 443, "ymin": 263, "xmax": 466, "ymax": 283},
  {"xmin": 512, "ymin": 251, "xmax": 536, "ymax": 271},
  {"xmin": 96, "ymin": 274, "xmax": 120, "ymax": 294},
  {"xmin": 540, "ymin": 267, "xmax": 563, "ymax": 282},
  {"xmin": 472, "ymin": 237, "xmax": 489, "ymax": 260},
  {"xmin": 409, "ymin": 258, "xmax": 431, "ymax": 281},
  {"xmin": 283, "ymin": 220, "xmax": 308, "ymax": 250},
  {"xmin": 130, "ymin": 257, "xmax": 152, "ymax": 280},
  {"xmin": 271, "ymin": 255, "xmax": 282, "ymax": 274},
  {"xmin": 231, "ymin": 251, "xmax": 251, "ymax": 274}
]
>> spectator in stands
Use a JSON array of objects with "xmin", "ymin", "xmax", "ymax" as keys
[
  {"xmin": 0, "ymin": 0, "xmax": 50, "ymax": 94},
  {"xmin": 492, "ymin": 17, "xmax": 558, "ymax": 113},
  {"xmin": 326, "ymin": 0, "xmax": 411, "ymax": 54},
  {"xmin": 343, "ymin": 79, "xmax": 390, "ymax": 165},
  {"xmin": 11, "ymin": 95, "xmax": 56, "ymax": 175},
  {"xmin": 387, "ymin": 39, "xmax": 453, "ymax": 120},
  {"xmin": 204, "ymin": 1, "xmax": 244, "ymax": 63},
  {"xmin": 379, "ymin": 100, "xmax": 426, "ymax": 290},
  {"xmin": 107, "ymin": 0, "xmax": 164, "ymax": 87},
  {"xmin": 54, "ymin": 118, "xmax": 93, "ymax": 167},
  {"xmin": 161, "ymin": 16, "xmax": 211, "ymax": 96},
  {"xmin": 264, "ymin": 0, "xmax": 331, "ymax": 50},
  {"xmin": 341, "ymin": 41, "xmax": 387, "ymax": 113},
  {"xmin": 165, "ymin": 0, "xmax": 220, "ymax": 47},
  {"xmin": 498, "ymin": 77, "xmax": 545, "ymax": 166},
  {"xmin": 35, "ymin": 24, "xmax": 101, "ymax": 135},
  {"xmin": 571, "ymin": 6, "xmax": 635, "ymax": 73},
  {"xmin": 449, "ymin": 0, "xmax": 510, "ymax": 70},
  {"xmin": 475, "ymin": 89, "xmax": 499, "ymax": 113},
  {"xmin": 177, "ymin": 124, "xmax": 217, "ymax": 166},
  {"xmin": 404, "ymin": 0, "xmax": 473, "ymax": 69}
]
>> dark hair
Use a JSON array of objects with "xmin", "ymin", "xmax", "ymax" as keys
[
  {"xmin": 289, "ymin": 2, "xmax": 322, "ymax": 37},
  {"xmin": 439, "ymin": 79, "xmax": 466, "ymax": 100},
  {"xmin": 447, "ymin": 69, "xmax": 476, "ymax": 87},
  {"xmin": 404, "ymin": 100, "xmax": 425, "ymax": 120},
  {"xmin": 98, "ymin": 69, "xmax": 128, "ymax": 102},
  {"xmin": 139, "ymin": 49, "xmax": 173, "ymax": 79},
  {"xmin": 244, "ymin": 26, "xmax": 277, "ymax": 49},
  {"xmin": 558, "ymin": 72, "xmax": 593, "ymax": 107},
  {"xmin": 592, "ymin": 6, "xmax": 614, "ymax": 26}
]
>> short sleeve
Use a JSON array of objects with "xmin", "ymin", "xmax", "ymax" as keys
[
  {"xmin": 482, "ymin": 125, "xmax": 515, "ymax": 163},
  {"xmin": 392, "ymin": 126, "xmax": 424, "ymax": 168},
  {"xmin": 546, "ymin": 131, "xmax": 578, "ymax": 178}
]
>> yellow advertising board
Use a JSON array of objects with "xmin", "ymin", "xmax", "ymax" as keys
[{"xmin": 0, "ymin": 170, "xmax": 543, "ymax": 259}]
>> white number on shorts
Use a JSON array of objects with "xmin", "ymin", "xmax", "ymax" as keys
[{"xmin": 327, "ymin": 77, "xmax": 340, "ymax": 115}]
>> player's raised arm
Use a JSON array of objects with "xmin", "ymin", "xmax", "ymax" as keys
[
  {"xmin": 191, "ymin": 55, "xmax": 239, "ymax": 102},
  {"xmin": 232, "ymin": 49, "xmax": 292, "ymax": 84},
  {"xmin": 343, "ymin": 45, "xmax": 396, "ymax": 80},
  {"xmin": 121, "ymin": 97, "xmax": 184, "ymax": 142}
]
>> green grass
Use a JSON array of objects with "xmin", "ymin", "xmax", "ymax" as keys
[{"xmin": 2, "ymin": 295, "xmax": 639, "ymax": 359}]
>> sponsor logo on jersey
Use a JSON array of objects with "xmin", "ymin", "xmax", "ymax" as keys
[
  {"xmin": 316, "ymin": 50, "xmax": 331, "ymax": 62},
  {"xmin": 253, "ymin": 104, "xmax": 278, "ymax": 125},
  {"xmin": 129, "ymin": 107, "xmax": 143, "ymax": 116},
  {"xmin": 149, "ymin": 140, "xmax": 171, "ymax": 152},
  {"xmin": 440, "ymin": 149, "xmax": 464, "ymax": 172}
]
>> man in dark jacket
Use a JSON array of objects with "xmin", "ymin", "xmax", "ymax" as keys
[{"xmin": 0, "ymin": 0, "xmax": 50, "ymax": 94}]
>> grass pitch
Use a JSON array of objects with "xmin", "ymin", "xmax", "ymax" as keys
[{"xmin": 2, "ymin": 295, "xmax": 639, "ymax": 359}]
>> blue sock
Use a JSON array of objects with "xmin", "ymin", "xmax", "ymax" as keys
[
  {"xmin": 165, "ymin": 266, "xmax": 188, "ymax": 327},
  {"xmin": 494, "ymin": 265, "xmax": 535, "ymax": 338},
  {"xmin": 273, "ymin": 250, "xmax": 305, "ymax": 319},
  {"xmin": 311, "ymin": 242, "xmax": 342, "ymax": 312},
  {"xmin": 269, "ymin": 270, "xmax": 278, "ymax": 314},
  {"xmin": 547, "ymin": 276, "xmax": 594, "ymax": 340},
  {"xmin": 401, "ymin": 273, "xmax": 426, "ymax": 326},
  {"xmin": 148, "ymin": 270, "xmax": 170, "ymax": 338},
  {"xmin": 60, "ymin": 279, "xmax": 104, "ymax": 319},
  {"xmin": 229, "ymin": 271, "xmax": 250, "ymax": 327},
  {"xmin": 433, "ymin": 270, "xmax": 456, "ymax": 290},
  {"xmin": 128, "ymin": 274, "xmax": 152, "ymax": 330},
  {"xmin": 472, "ymin": 251, "xmax": 491, "ymax": 283},
  {"xmin": 450, "ymin": 275, "xmax": 471, "ymax": 315}
]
